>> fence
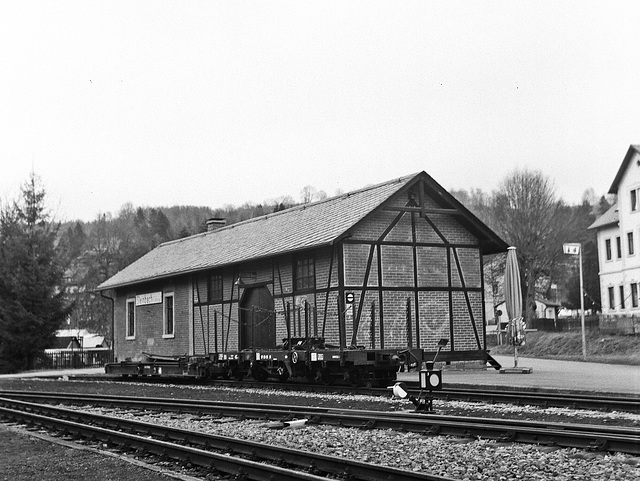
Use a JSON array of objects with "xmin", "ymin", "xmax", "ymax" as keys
[
  {"xmin": 525, "ymin": 315, "xmax": 637, "ymax": 335},
  {"xmin": 598, "ymin": 315, "xmax": 640, "ymax": 335},
  {"xmin": 36, "ymin": 348, "xmax": 113, "ymax": 370}
]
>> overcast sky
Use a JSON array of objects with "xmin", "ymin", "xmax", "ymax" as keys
[{"xmin": 1, "ymin": 1, "xmax": 639, "ymax": 222}]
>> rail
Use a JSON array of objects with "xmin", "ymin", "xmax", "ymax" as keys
[
  {"xmin": 1, "ymin": 391, "xmax": 638, "ymax": 455},
  {"xmin": 0, "ymin": 396, "xmax": 452, "ymax": 481}
]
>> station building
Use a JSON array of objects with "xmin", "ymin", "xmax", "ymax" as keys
[{"xmin": 98, "ymin": 172, "xmax": 507, "ymax": 365}]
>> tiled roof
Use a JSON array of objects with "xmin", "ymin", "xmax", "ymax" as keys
[
  {"xmin": 588, "ymin": 202, "xmax": 619, "ymax": 230},
  {"xmin": 98, "ymin": 174, "xmax": 416, "ymax": 289},
  {"xmin": 98, "ymin": 171, "xmax": 508, "ymax": 290},
  {"xmin": 608, "ymin": 144, "xmax": 640, "ymax": 194}
]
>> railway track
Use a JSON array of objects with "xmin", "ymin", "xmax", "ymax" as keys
[
  {"xmin": 1, "ymin": 391, "xmax": 638, "ymax": 455},
  {"xmin": 74, "ymin": 374, "xmax": 640, "ymax": 413},
  {"xmin": 0, "ymin": 396, "xmax": 451, "ymax": 481},
  {"xmin": 432, "ymin": 386, "xmax": 640, "ymax": 413}
]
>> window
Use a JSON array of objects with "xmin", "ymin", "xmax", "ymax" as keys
[
  {"xmin": 632, "ymin": 283, "xmax": 638, "ymax": 308},
  {"xmin": 620, "ymin": 285, "xmax": 625, "ymax": 309},
  {"xmin": 616, "ymin": 236, "xmax": 622, "ymax": 259},
  {"xmin": 163, "ymin": 293, "xmax": 174, "ymax": 337},
  {"xmin": 208, "ymin": 273, "xmax": 223, "ymax": 302},
  {"xmin": 608, "ymin": 287, "xmax": 615, "ymax": 310},
  {"xmin": 632, "ymin": 189, "xmax": 638, "ymax": 212},
  {"xmin": 605, "ymin": 239, "xmax": 612, "ymax": 261},
  {"xmin": 126, "ymin": 299, "xmax": 136, "ymax": 339},
  {"xmin": 295, "ymin": 256, "xmax": 315, "ymax": 291},
  {"xmin": 629, "ymin": 232, "xmax": 635, "ymax": 256}
]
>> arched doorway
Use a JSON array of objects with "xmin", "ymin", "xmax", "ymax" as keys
[{"xmin": 239, "ymin": 286, "xmax": 276, "ymax": 350}]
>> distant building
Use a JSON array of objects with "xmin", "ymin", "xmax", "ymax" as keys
[
  {"xmin": 589, "ymin": 145, "xmax": 640, "ymax": 315},
  {"xmin": 41, "ymin": 329, "xmax": 111, "ymax": 370},
  {"xmin": 53, "ymin": 329, "xmax": 108, "ymax": 349},
  {"xmin": 494, "ymin": 298, "xmax": 560, "ymax": 327}
]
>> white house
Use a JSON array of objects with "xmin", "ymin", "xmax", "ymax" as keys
[{"xmin": 589, "ymin": 144, "xmax": 640, "ymax": 315}]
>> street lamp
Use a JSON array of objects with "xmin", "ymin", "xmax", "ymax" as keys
[{"xmin": 563, "ymin": 243, "xmax": 586, "ymax": 360}]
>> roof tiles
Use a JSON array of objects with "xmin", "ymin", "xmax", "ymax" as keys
[{"xmin": 98, "ymin": 174, "xmax": 415, "ymax": 289}]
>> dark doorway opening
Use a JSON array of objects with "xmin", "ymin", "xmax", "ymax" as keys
[{"xmin": 240, "ymin": 286, "xmax": 276, "ymax": 350}]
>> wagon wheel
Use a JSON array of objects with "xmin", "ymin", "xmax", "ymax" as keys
[
  {"xmin": 228, "ymin": 366, "xmax": 244, "ymax": 381},
  {"xmin": 347, "ymin": 368, "xmax": 364, "ymax": 387},
  {"xmin": 319, "ymin": 368, "xmax": 331, "ymax": 385},
  {"xmin": 250, "ymin": 364, "xmax": 269, "ymax": 382},
  {"xmin": 278, "ymin": 369, "xmax": 290, "ymax": 382}
]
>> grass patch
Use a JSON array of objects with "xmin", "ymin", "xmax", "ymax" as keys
[{"xmin": 487, "ymin": 331, "xmax": 640, "ymax": 365}]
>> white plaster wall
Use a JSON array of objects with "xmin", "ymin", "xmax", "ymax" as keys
[{"xmin": 599, "ymin": 148, "xmax": 640, "ymax": 314}]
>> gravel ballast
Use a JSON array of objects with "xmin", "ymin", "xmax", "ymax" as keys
[{"xmin": 1, "ymin": 378, "xmax": 639, "ymax": 480}]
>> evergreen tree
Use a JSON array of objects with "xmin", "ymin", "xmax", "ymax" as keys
[{"xmin": 0, "ymin": 174, "xmax": 72, "ymax": 373}]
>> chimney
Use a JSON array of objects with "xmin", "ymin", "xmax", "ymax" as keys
[{"xmin": 206, "ymin": 217, "xmax": 226, "ymax": 232}]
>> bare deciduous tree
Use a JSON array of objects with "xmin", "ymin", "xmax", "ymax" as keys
[
  {"xmin": 491, "ymin": 169, "xmax": 572, "ymax": 322},
  {"xmin": 300, "ymin": 185, "xmax": 317, "ymax": 204}
]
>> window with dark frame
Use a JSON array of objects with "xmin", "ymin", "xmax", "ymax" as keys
[
  {"xmin": 608, "ymin": 287, "xmax": 615, "ymax": 310},
  {"xmin": 632, "ymin": 189, "xmax": 638, "ymax": 212},
  {"xmin": 605, "ymin": 238, "xmax": 612, "ymax": 260},
  {"xmin": 126, "ymin": 299, "xmax": 135, "ymax": 338},
  {"xmin": 208, "ymin": 273, "xmax": 223, "ymax": 302},
  {"xmin": 164, "ymin": 294, "xmax": 174, "ymax": 336},
  {"xmin": 616, "ymin": 236, "xmax": 622, "ymax": 259},
  {"xmin": 295, "ymin": 256, "xmax": 315, "ymax": 291},
  {"xmin": 632, "ymin": 283, "xmax": 638, "ymax": 308},
  {"xmin": 629, "ymin": 232, "xmax": 635, "ymax": 256},
  {"xmin": 620, "ymin": 285, "xmax": 625, "ymax": 309}
]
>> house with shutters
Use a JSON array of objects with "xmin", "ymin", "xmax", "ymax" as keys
[
  {"xmin": 98, "ymin": 171, "xmax": 507, "ymax": 365},
  {"xmin": 589, "ymin": 145, "xmax": 640, "ymax": 314}
]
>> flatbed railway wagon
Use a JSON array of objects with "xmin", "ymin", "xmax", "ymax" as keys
[{"xmin": 100, "ymin": 172, "xmax": 507, "ymax": 385}]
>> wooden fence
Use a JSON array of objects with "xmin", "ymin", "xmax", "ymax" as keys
[{"xmin": 36, "ymin": 348, "xmax": 113, "ymax": 370}]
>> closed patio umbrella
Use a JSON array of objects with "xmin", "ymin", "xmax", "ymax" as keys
[{"xmin": 504, "ymin": 246, "xmax": 526, "ymax": 368}]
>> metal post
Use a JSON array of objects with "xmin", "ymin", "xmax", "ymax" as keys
[
  {"xmin": 564, "ymin": 242, "xmax": 587, "ymax": 360},
  {"xmin": 304, "ymin": 300, "xmax": 309, "ymax": 341},
  {"xmin": 251, "ymin": 306, "xmax": 255, "ymax": 350},
  {"xmin": 370, "ymin": 301, "xmax": 376, "ymax": 349},
  {"xmin": 214, "ymin": 310, "xmax": 218, "ymax": 352},
  {"xmin": 286, "ymin": 302, "xmax": 292, "ymax": 350},
  {"xmin": 406, "ymin": 298, "xmax": 413, "ymax": 348},
  {"xmin": 579, "ymin": 246, "xmax": 587, "ymax": 360}
]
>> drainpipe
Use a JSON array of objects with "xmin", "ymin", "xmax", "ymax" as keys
[{"xmin": 99, "ymin": 290, "xmax": 115, "ymax": 363}]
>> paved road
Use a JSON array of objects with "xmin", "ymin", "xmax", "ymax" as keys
[{"xmin": 444, "ymin": 355, "xmax": 640, "ymax": 395}]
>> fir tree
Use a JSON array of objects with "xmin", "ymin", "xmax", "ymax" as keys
[{"xmin": 0, "ymin": 174, "xmax": 72, "ymax": 373}]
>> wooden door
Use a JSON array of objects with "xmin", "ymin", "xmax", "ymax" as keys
[{"xmin": 240, "ymin": 287, "xmax": 276, "ymax": 350}]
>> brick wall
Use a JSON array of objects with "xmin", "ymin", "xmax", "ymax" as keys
[
  {"xmin": 112, "ymin": 185, "xmax": 489, "ymax": 361},
  {"xmin": 341, "ymin": 186, "xmax": 486, "ymax": 353},
  {"xmin": 113, "ymin": 276, "xmax": 191, "ymax": 361}
]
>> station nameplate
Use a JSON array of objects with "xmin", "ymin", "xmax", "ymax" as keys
[{"xmin": 136, "ymin": 291, "xmax": 162, "ymax": 306}]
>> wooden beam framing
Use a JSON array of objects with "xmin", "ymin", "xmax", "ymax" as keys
[
  {"xmin": 381, "ymin": 206, "xmax": 459, "ymax": 215},
  {"xmin": 452, "ymin": 248, "xmax": 481, "ymax": 348}
]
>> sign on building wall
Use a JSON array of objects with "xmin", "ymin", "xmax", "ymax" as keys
[{"xmin": 136, "ymin": 291, "xmax": 163, "ymax": 306}]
